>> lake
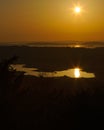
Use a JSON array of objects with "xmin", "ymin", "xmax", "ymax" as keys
[{"xmin": 13, "ymin": 64, "xmax": 95, "ymax": 78}]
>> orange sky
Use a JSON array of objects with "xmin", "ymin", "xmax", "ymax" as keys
[{"xmin": 0, "ymin": 0, "xmax": 104, "ymax": 42}]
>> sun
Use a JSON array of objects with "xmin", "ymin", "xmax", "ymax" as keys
[{"xmin": 75, "ymin": 7, "xmax": 81, "ymax": 13}]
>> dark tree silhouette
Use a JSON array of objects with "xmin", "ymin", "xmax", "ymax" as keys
[{"xmin": 0, "ymin": 56, "xmax": 25, "ymax": 100}]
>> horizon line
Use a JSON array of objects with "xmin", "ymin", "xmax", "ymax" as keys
[{"xmin": 0, "ymin": 40, "xmax": 104, "ymax": 44}]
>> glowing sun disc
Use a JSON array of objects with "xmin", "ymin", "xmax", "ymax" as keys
[{"xmin": 75, "ymin": 7, "xmax": 81, "ymax": 13}]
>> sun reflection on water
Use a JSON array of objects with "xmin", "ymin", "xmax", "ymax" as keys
[
  {"xmin": 12, "ymin": 64, "xmax": 95, "ymax": 78},
  {"xmin": 74, "ymin": 68, "xmax": 80, "ymax": 78},
  {"xmin": 75, "ymin": 45, "xmax": 81, "ymax": 48}
]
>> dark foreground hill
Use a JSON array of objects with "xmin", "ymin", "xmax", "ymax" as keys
[{"xmin": 1, "ymin": 76, "xmax": 104, "ymax": 129}]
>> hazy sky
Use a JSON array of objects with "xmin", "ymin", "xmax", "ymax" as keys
[{"xmin": 0, "ymin": 0, "xmax": 104, "ymax": 42}]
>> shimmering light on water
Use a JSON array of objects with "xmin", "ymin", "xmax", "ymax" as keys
[
  {"xmin": 74, "ymin": 68, "xmax": 80, "ymax": 78},
  {"xmin": 13, "ymin": 64, "xmax": 95, "ymax": 78},
  {"xmin": 74, "ymin": 44, "xmax": 81, "ymax": 48}
]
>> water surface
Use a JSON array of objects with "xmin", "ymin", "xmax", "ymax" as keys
[{"xmin": 13, "ymin": 64, "xmax": 95, "ymax": 78}]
